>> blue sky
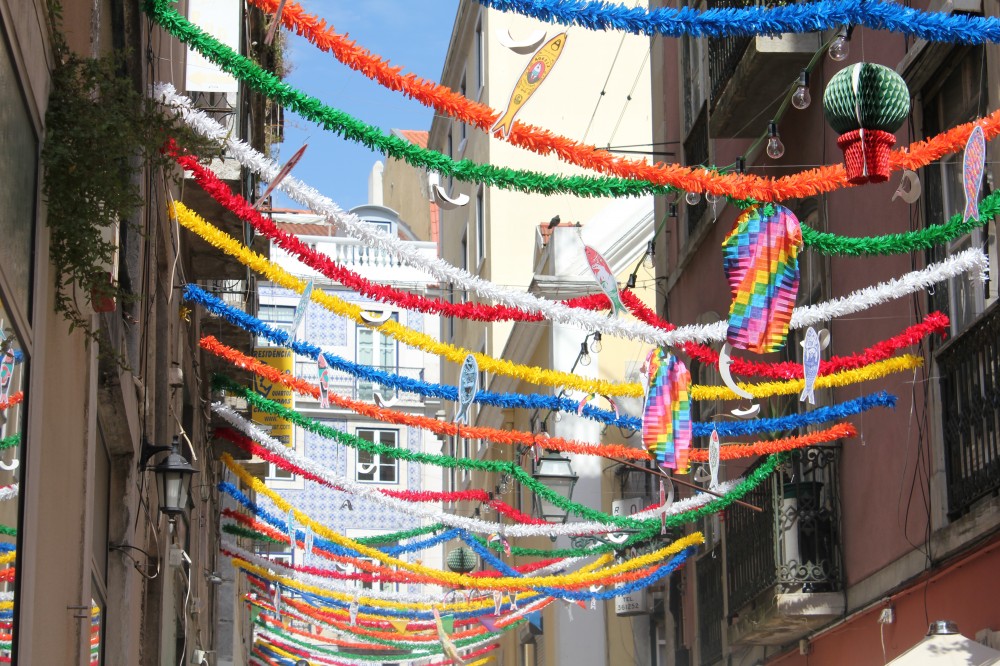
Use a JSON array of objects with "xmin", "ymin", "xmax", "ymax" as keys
[{"xmin": 271, "ymin": 1, "xmax": 460, "ymax": 211}]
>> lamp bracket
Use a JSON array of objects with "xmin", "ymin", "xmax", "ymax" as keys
[{"xmin": 138, "ymin": 439, "xmax": 172, "ymax": 470}]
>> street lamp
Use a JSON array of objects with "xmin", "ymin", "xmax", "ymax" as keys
[
  {"xmin": 150, "ymin": 436, "xmax": 198, "ymax": 517},
  {"xmin": 532, "ymin": 452, "xmax": 579, "ymax": 524}
]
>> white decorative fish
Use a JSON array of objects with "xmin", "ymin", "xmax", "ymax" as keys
[
  {"xmin": 454, "ymin": 354, "xmax": 479, "ymax": 424},
  {"xmin": 317, "ymin": 355, "xmax": 331, "ymax": 408},
  {"xmin": 800, "ymin": 327, "xmax": 822, "ymax": 404},
  {"xmin": 709, "ymin": 428, "xmax": 721, "ymax": 489},
  {"xmin": 0, "ymin": 337, "xmax": 15, "ymax": 402},
  {"xmin": 349, "ymin": 598, "xmax": 359, "ymax": 626}
]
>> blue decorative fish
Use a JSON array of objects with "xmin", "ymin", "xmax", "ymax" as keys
[
  {"xmin": 963, "ymin": 125, "xmax": 986, "ymax": 222},
  {"xmin": 800, "ymin": 327, "xmax": 821, "ymax": 405},
  {"xmin": 454, "ymin": 354, "xmax": 479, "ymax": 424}
]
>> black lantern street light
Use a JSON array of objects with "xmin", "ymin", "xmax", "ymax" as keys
[
  {"xmin": 531, "ymin": 452, "xmax": 579, "ymax": 524},
  {"xmin": 150, "ymin": 436, "xmax": 198, "ymax": 518}
]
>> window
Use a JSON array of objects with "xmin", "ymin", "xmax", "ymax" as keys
[
  {"xmin": 459, "ymin": 74, "xmax": 468, "ymax": 146},
  {"xmin": 461, "ymin": 232, "xmax": 469, "ymax": 301},
  {"xmin": 475, "ymin": 187, "xmax": 485, "ymax": 268},
  {"xmin": 266, "ymin": 427, "xmax": 302, "ymax": 483},
  {"xmin": 257, "ymin": 304, "xmax": 295, "ymax": 345},
  {"xmin": 474, "ymin": 17, "xmax": 484, "ymax": 93},
  {"xmin": 923, "ymin": 46, "xmax": 993, "ymax": 336},
  {"xmin": 356, "ymin": 429, "xmax": 399, "ymax": 483},
  {"xmin": 353, "ymin": 557, "xmax": 398, "ymax": 593},
  {"xmin": 356, "ymin": 315, "xmax": 398, "ymax": 400}
]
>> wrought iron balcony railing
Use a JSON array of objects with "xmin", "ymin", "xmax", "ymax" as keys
[
  {"xmin": 723, "ymin": 446, "xmax": 843, "ymax": 645},
  {"xmin": 937, "ymin": 299, "xmax": 1000, "ymax": 518}
]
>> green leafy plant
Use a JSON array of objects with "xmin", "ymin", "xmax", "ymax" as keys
[{"xmin": 42, "ymin": 4, "xmax": 219, "ymax": 337}]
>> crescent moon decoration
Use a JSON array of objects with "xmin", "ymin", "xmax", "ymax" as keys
[
  {"xmin": 431, "ymin": 183, "xmax": 470, "ymax": 209},
  {"xmin": 0, "ymin": 460, "xmax": 18, "ymax": 471},
  {"xmin": 892, "ymin": 169, "xmax": 922, "ymax": 204},
  {"xmin": 372, "ymin": 392, "xmax": 401, "ymax": 408},
  {"xmin": 732, "ymin": 403, "xmax": 761, "ymax": 419},
  {"xmin": 359, "ymin": 309, "xmax": 392, "ymax": 324},
  {"xmin": 659, "ymin": 477, "xmax": 674, "ymax": 535},
  {"xmin": 495, "ymin": 28, "xmax": 548, "ymax": 54},
  {"xmin": 719, "ymin": 343, "xmax": 761, "ymax": 418}
]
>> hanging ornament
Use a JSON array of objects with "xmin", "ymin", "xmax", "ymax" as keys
[
  {"xmin": 446, "ymin": 546, "xmax": 479, "ymax": 573},
  {"xmin": 290, "ymin": 279, "xmax": 313, "ymax": 340},
  {"xmin": 584, "ymin": 244, "xmax": 627, "ymax": 316},
  {"xmin": 722, "ymin": 205, "xmax": 802, "ymax": 353},
  {"xmin": 963, "ymin": 125, "xmax": 986, "ymax": 222},
  {"xmin": 491, "ymin": 32, "xmax": 567, "ymax": 137},
  {"xmin": 799, "ymin": 326, "xmax": 830, "ymax": 405},
  {"xmin": 454, "ymin": 354, "xmax": 479, "ymax": 424},
  {"xmin": 349, "ymin": 597, "xmax": 359, "ymax": 626},
  {"xmin": 823, "ymin": 63, "xmax": 910, "ymax": 184},
  {"xmin": 642, "ymin": 349, "xmax": 692, "ymax": 473},
  {"xmin": 708, "ymin": 428, "xmax": 721, "ymax": 489},
  {"xmin": 316, "ymin": 355, "xmax": 332, "ymax": 409},
  {"xmin": 891, "ymin": 169, "xmax": 922, "ymax": 204},
  {"xmin": 432, "ymin": 607, "xmax": 466, "ymax": 665},
  {"xmin": 488, "ymin": 533, "xmax": 512, "ymax": 557}
]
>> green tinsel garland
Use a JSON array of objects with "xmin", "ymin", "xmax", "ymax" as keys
[
  {"xmin": 0, "ymin": 524, "xmax": 16, "ymax": 537},
  {"xmin": 143, "ymin": 0, "xmax": 680, "ymax": 200},
  {"xmin": 803, "ymin": 189, "xmax": 1000, "ymax": 256},
  {"xmin": 0, "ymin": 434, "xmax": 19, "ymax": 451},
  {"xmin": 213, "ymin": 375, "xmax": 643, "ymax": 529}
]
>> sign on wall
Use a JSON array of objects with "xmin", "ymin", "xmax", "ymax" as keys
[
  {"xmin": 252, "ymin": 348, "xmax": 294, "ymax": 446},
  {"xmin": 613, "ymin": 498, "xmax": 649, "ymax": 616},
  {"xmin": 185, "ymin": 0, "xmax": 239, "ymax": 92}
]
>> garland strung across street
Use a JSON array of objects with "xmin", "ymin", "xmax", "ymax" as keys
[
  {"xmin": 474, "ymin": 0, "xmax": 1000, "ymax": 43},
  {"xmin": 160, "ymin": 85, "xmax": 990, "ymax": 341}
]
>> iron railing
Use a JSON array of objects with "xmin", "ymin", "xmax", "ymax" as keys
[
  {"xmin": 937, "ymin": 300, "xmax": 1000, "ymax": 517},
  {"xmin": 726, "ymin": 458, "xmax": 775, "ymax": 613},
  {"xmin": 706, "ymin": 0, "xmax": 754, "ymax": 110},
  {"xmin": 726, "ymin": 446, "xmax": 842, "ymax": 612},
  {"xmin": 697, "ymin": 546, "xmax": 724, "ymax": 665}
]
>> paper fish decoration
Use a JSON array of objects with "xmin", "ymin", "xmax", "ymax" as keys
[
  {"xmin": 722, "ymin": 205, "xmax": 802, "ymax": 353},
  {"xmin": 433, "ymin": 607, "xmax": 466, "ymax": 665},
  {"xmin": 490, "ymin": 33, "xmax": 567, "ymax": 138},
  {"xmin": 642, "ymin": 349, "xmax": 692, "ymax": 473},
  {"xmin": 286, "ymin": 509, "xmax": 296, "ymax": 549},
  {"xmin": 272, "ymin": 583, "xmax": 281, "ymax": 616},
  {"xmin": 479, "ymin": 616, "xmax": 499, "ymax": 632},
  {"xmin": 584, "ymin": 245, "xmax": 626, "ymax": 316},
  {"xmin": 317, "ymin": 355, "xmax": 332, "ymax": 408},
  {"xmin": 455, "ymin": 354, "xmax": 479, "ymax": 424},
  {"xmin": 349, "ymin": 599, "xmax": 359, "ymax": 626},
  {"xmin": 304, "ymin": 526, "xmax": 314, "ymax": 561},
  {"xmin": 493, "ymin": 590, "xmax": 503, "ymax": 616},
  {"xmin": 800, "ymin": 326, "xmax": 822, "ymax": 405},
  {"xmin": 963, "ymin": 125, "xmax": 986, "ymax": 222},
  {"xmin": 708, "ymin": 428, "xmax": 721, "ymax": 489},
  {"xmin": 291, "ymin": 280, "xmax": 313, "ymax": 340}
]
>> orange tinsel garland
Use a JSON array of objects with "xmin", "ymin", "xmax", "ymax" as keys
[
  {"xmin": 688, "ymin": 422, "xmax": 857, "ymax": 462},
  {"xmin": 251, "ymin": 0, "xmax": 1000, "ymax": 201}
]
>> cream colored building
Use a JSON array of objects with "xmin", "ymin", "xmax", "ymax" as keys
[{"xmin": 428, "ymin": 3, "xmax": 662, "ymax": 664}]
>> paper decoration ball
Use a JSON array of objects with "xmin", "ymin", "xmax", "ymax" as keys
[
  {"xmin": 823, "ymin": 63, "xmax": 910, "ymax": 135},
  {"xmin": 446, "ymin": 547, "xmax": 478, "ymax": 573}
]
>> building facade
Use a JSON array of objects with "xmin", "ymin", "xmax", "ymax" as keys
[
  {"xmin": 0, "ymin": 0, "xmax": 279, "ymax": 662},
  {"xmin": 650, "ymin": 0, "xmax": 1000, "ymax": 663}
]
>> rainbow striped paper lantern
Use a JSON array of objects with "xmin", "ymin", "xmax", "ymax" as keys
[
  {"xmin": 642, "ymin": 349, "xmax": 692, "ymax": 473},
  {"xmin": 722, "ymin": 205, "xmax": 802, "ymax": 354}
]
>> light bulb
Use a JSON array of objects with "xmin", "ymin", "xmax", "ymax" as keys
[
  {"xmin": 829, "ymin": 30, "xmax": 849, "ymax": 61},
  {"xmin": 791, "ymin": 70, "xmax": 811, "ymax": 110},
  {"xmin": 766, "ymin": 121, "xmax": 785, "ymax": 160},
  {"xmin": 554, "ymin": 412, "xmax": 563, "ymax": 422},
  {"xmin": 590, "ymin": 333, "xmax": 603, "ymax": 354},
  {"xmin": 579, "ymin": 341, "xmax": 591, "ymax": 366},
  {"xmin": 705, "ymin": 192, "xmax": 719, "ymax": 205},
  {"xmin": 643, "ymin": 240, "xmax": 655, "ymax": 269},
  {"xmin": 685, "ymin": 191, "xmax": 701, "ymax": 205}
]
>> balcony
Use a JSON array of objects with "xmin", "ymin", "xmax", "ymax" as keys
[
  {"xmin": 270, "ymin": 237, "xmax": 437, "ymax": 285},
  {"xmin": 725, "ymin": 446, "xmax": 845, "ymax": 646},
  {"xmin": 200, "ymin": 279, "xmax": 257, "ymax": 382},
  {"xmin": 294, "ymin": 362, "xmax": 426, "ymax": 407},
  {"xmin": 706, "ymin": 0, "xmax": 820, "ymax": 138},
  {"xmin": 937, "ymin": 300, "xmax": 1000, "ymax": 518}
]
